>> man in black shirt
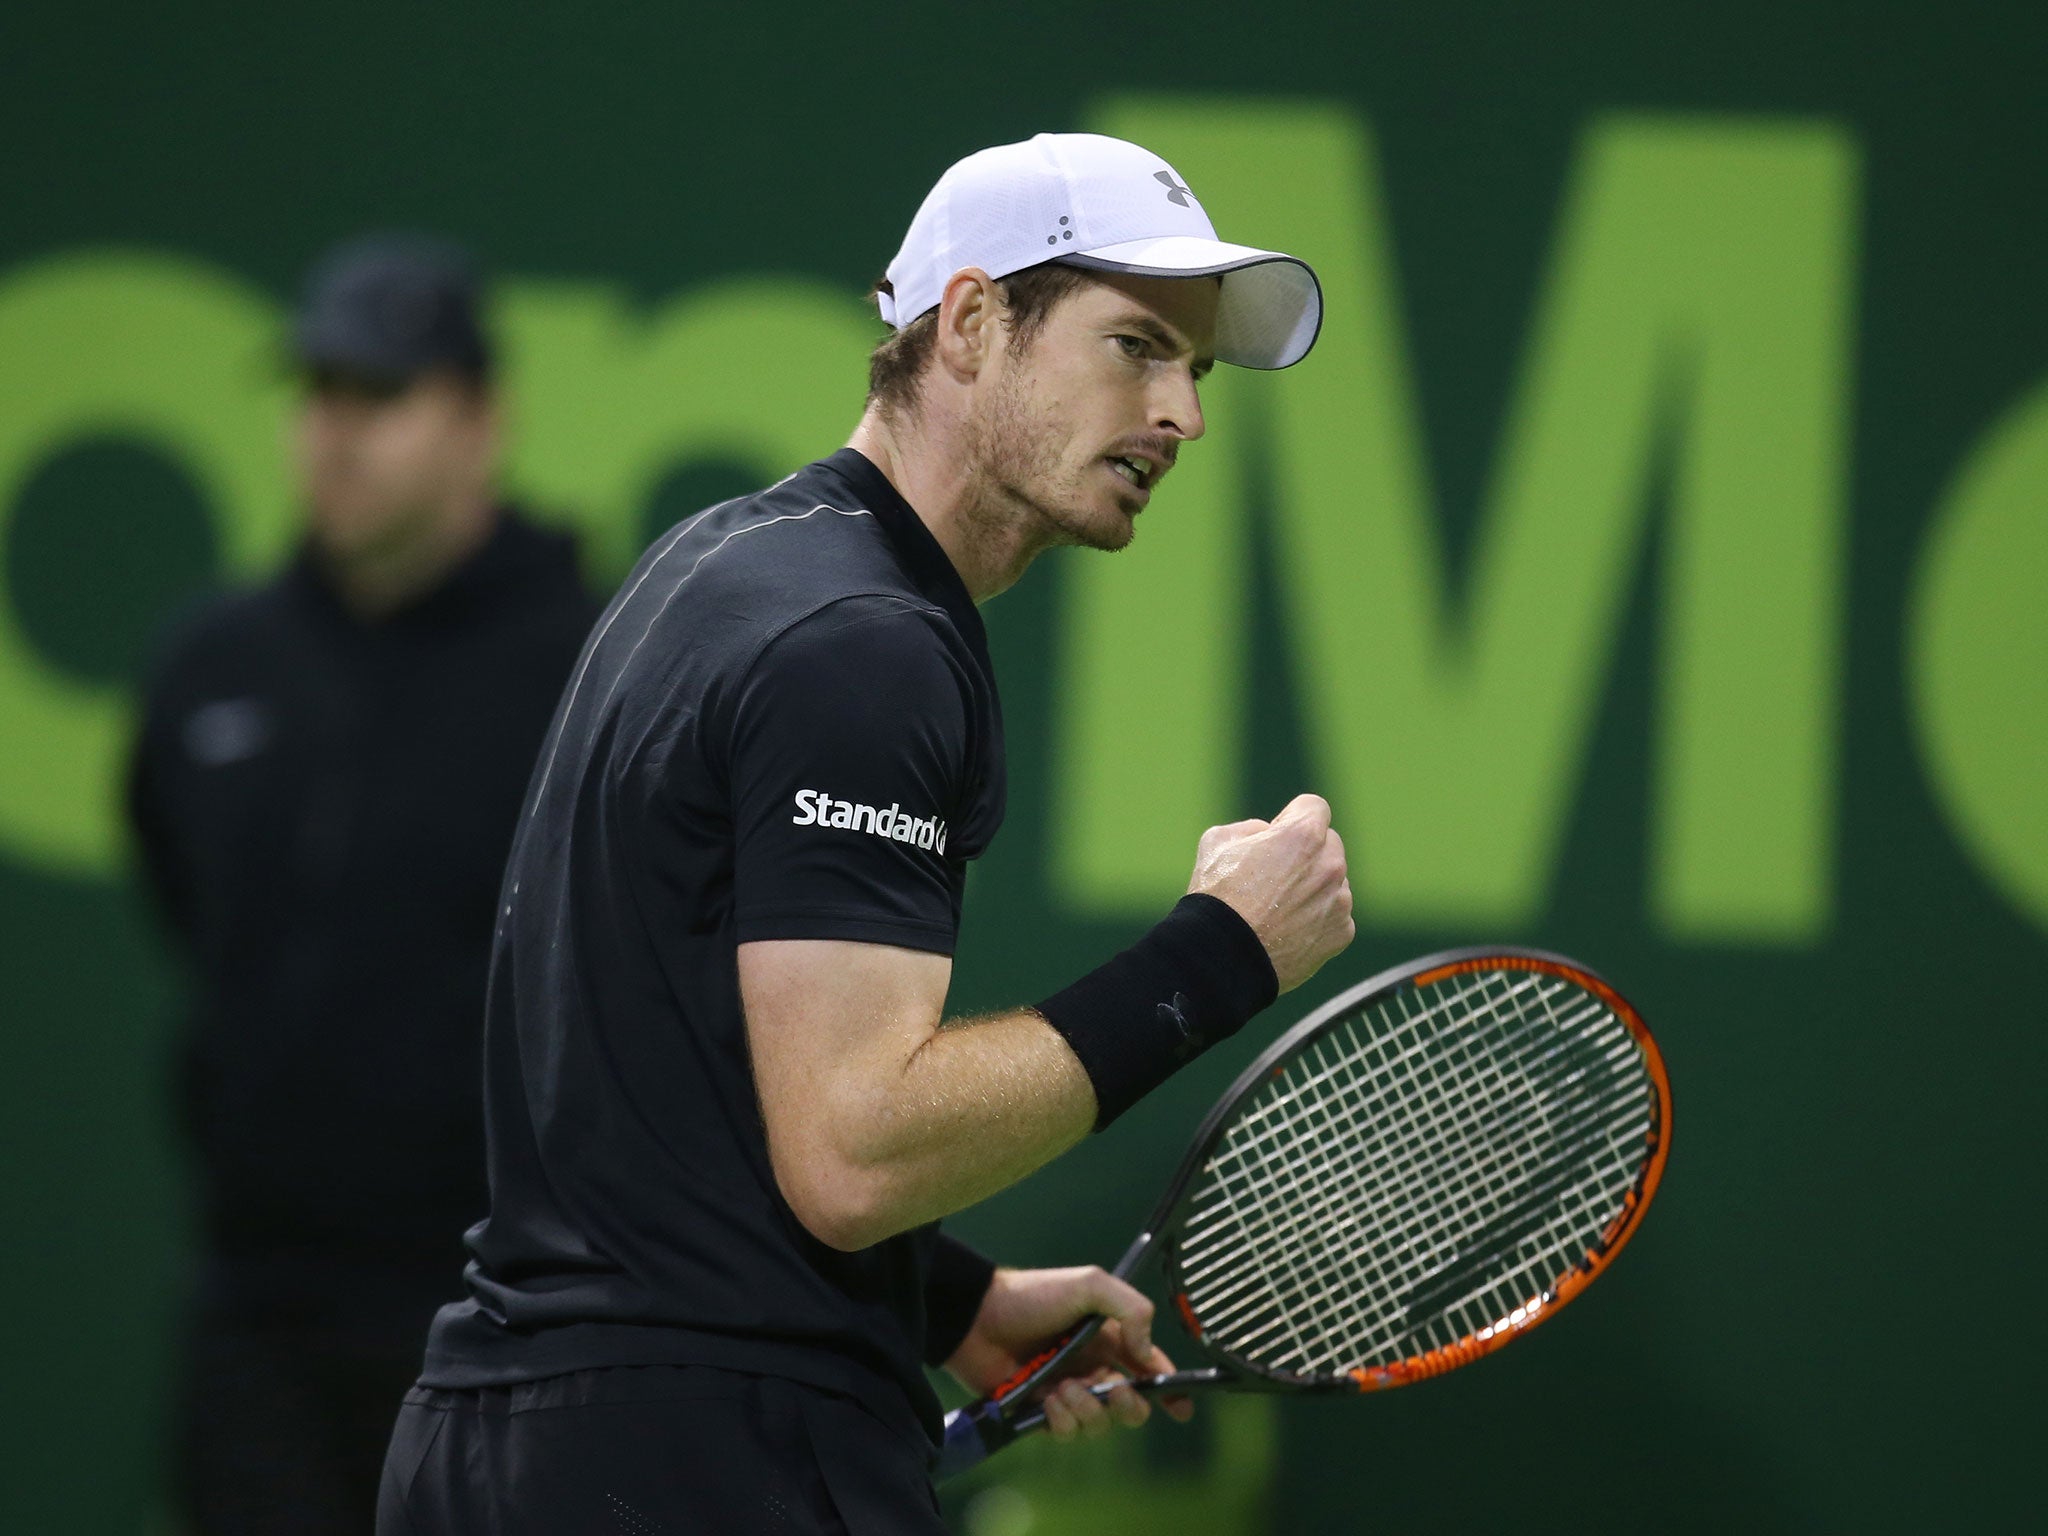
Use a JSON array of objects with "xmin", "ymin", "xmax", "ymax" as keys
[
  {"xmin": 129, "ymin": 236, "xmax": 598, "ymax": 1535},
  {"xmin": 382, "ymin": 134, "xmax": 1353, "ymax": 1533}
]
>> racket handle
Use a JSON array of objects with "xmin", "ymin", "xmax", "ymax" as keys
[
  {"xmin": 935, "ymin": 1397, "xmax": 1013, "ymax": 1480},
  {"xmin": 936, "ymin": 1368, "xmax": 1226, "ymax": 1479},
  {"xmin": 935, "ymin": 1311, "xmax": 1105, "ymax": 1479},
  {"xmin": 1006, "ymin": 1368, "xmax": 1219, "ymax": 1435}
]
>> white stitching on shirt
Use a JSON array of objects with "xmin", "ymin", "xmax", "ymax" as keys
[{"xmin": 530, "ymin": 501, "xmax": 875, "ymax": 808}]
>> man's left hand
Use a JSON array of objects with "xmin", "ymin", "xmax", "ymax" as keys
[{"xmin": 943, "ymin": 1265, "xmax": 1196, "ymax": 1442}]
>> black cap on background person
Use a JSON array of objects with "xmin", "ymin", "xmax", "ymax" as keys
[{"xmin": 293, "ymin": 233, "xmax": 493, "ymax": 389}]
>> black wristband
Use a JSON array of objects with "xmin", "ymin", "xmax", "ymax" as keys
[
  {"xmin": 1035, "ymin": 893, "xmax": 1279, "ymax": 1131},
  {"xmin": 922, "ymin": 1231, "xmax": 997, "ymax": 1367}
]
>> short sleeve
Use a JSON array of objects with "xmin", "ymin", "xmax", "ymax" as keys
[
  {"xmin": 729, "ymin": 595, "xmax": 970, "ymax": 953},
  {"xmin": 922, "ymin": 1229, "xmax": 996, "ymax": 1366}
]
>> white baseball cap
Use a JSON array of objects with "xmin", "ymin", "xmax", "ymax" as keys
[{"xmin": 879, "ymin": 132, "xmax": 1322, "ymax": 371}]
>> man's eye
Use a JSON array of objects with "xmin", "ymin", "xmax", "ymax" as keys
[{"xmin": 1115, "ymin": 335, "xmax": 1147, "ymax": 359}]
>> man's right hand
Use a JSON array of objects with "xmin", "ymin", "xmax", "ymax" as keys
[{"xmin": 1187, "ymin": 793, "xmax": 1354, "ymax": 994}]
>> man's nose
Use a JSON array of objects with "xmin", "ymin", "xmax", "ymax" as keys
[{"xmin": 1153, "ymin": 368, "xmax": 1206, "ymax": 442}]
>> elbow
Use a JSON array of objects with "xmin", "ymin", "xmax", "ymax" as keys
[
  {"xmin": 795, "ymin": 1206, "xmax": 896, "ymax": 1255},
  {"xmin": 776, "ymin": 1157, "xmax": 906, "ymax": 1253}
]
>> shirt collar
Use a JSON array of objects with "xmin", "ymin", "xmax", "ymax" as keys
[{"xmin": 816, "ymin": 448, "xmax": 990, "ymax": 662}]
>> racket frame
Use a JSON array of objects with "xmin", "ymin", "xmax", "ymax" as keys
[
  {"xmin": 938, "ymin": 944, "xmax": 1671, "ymax": 1473},
  {"xmin": 1154, "ymin": 944, "xmax": 1671, "ymax": 1394}
]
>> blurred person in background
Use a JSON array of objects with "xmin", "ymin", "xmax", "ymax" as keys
[{"xmin": 127, "ymin": 234, "xmax": 599, "ymax": 1535}]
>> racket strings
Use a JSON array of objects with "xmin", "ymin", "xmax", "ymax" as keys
[
  {"xmin": 1294, "ymin": 980, "xmax": 1648, "ymax": 1366},
  {"xmin": 1176, "ymin": 986, "xmax": 1542, "ymax": 1365},
  {"xmin": 1245, "ymin": 974, "xmax": 1646, "ymax": 1368},
  {"xmin": 1185, "ymin": 988, "xmax": 1618, "ymax": 1371},
  {"xmin": 1389, "ymin": 1012, "xmax": 1647, "ymax": 1329},
  {"xmin": 1189, "ymin": 1028, "xmax": 1416, "ymax": 1369},
  {"xmin": 1182, "ymin": 991, "xmax": 1558, "ymax": 1277},
  {"xmin": 1183, "ymin": 980, "xmax": 1589, "ymax": 1306},
  {"xmin": 1172, "ymin": 967, "xmax": 1654, "ymax": 1380},
  {"xmin": 1188, "ymin": 984, "xmax": 1579, "ymax": 1364}
]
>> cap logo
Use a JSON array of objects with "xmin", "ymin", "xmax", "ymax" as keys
[{"xmin": 1154, "ymin": 170, "xmax": 1192, "ymax": 207}]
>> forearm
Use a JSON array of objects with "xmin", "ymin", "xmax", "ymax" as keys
[
  {"xmin": 854, "ymin": 1006, "xmax": 1095, "ymax": 1237},
  {"xmin": 750, "ymin": 898, "xmax": 1278, "ymax": 1251},
  {"xmin": 744, "ymin": 938, "xmax": 1096, "ymax": 1250},
  {"xmin": 864, "ymin": 887, "xmax": 1273, "ymax": 1226}
]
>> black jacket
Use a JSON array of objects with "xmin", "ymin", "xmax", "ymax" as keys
[{"xmin": 128, "ymin": 511, "xmax": 598, "ymax": 1319}]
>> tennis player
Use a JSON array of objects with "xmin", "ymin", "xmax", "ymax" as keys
[{"xmin": 378, "ymin": 133, "xmax": 1353, "ymax": 1533}]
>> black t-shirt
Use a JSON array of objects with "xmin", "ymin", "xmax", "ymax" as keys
[
  {"xmin": 421, "ymin": 450, "xmax": 1006, "ymax": 1444},
  {"xmin": 127, "ymin": 512, "xmax": 597, "ymax": 1324}
]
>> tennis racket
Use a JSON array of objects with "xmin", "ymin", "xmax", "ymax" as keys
[{"xmin": 936, "ymin": 945, "xmax": 1671, "ymax": 1479}]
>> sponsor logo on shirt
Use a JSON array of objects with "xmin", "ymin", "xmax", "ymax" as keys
[
  {"xmin": 792, "ymin": 789, "xmax": 948, "ymax": 854},
  {"xmin": 183, "ymin": 697, "xmax": 273, "ymax": 767}
]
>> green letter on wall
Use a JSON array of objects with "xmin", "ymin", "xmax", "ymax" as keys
[
  {"xmin": 498, "ymin": 277, "xmax": 877, "ymax": 576},
  {"xmin": 0, "ymin": 252, "xmax": 293, "ymax": 878},
  {"xmin": 1910, "ymin": 383, "xmax": 2048, "ymax": 929},
  {"xmin": 1058, "ymin": 99, "xmax": 1855, "ymax": 941}
]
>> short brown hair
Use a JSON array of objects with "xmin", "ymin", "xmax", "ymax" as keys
[{"xmin": 865, "ymin": 262, "xmax": 1093, "ymax": 419}]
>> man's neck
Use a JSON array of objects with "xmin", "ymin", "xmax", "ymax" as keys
[
  {"xmin": 318, "ymin": 494, "xmax": 500, "ymax": 622},
  {"xmin": 845, "ymin": 410, "xmax": 1053, "ymax": 603}
]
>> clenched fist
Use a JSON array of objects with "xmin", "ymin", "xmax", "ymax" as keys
[{"xmin": 1187, "ymin": 793, "xmax": 1354, "ymax": 993}]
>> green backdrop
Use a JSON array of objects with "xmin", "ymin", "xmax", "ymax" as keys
[{"xmin": 3, "ymin": 3, "xmax": 2041, "ymax": 1530}]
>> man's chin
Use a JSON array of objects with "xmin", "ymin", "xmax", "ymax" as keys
[
  {"xmin": 1054, "ymin": 500, "xmax": 1139, "ymax": 553},
  {"xmin": 1087, "ymin": 518, "xmax": 1137, "ymax": 553}
]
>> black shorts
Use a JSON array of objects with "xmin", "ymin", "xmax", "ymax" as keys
[{"xmin": 376, "ymin": 1365, "xmax": 945, "ymax": 1535}]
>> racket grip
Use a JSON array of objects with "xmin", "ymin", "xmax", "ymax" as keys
[
  {"xmin": 1006, "ymin": 1370, "xmax": 1193, "ymax": 1435},
  {"xmin": 935, "ymin": 1397, "xmax": 1016, "ymax": 1480},
  {"xmin": 940, "ymin": 1369, "xmax": 1223, "ymax": 1478}
]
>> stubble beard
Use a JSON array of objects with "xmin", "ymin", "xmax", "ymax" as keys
[{"xmin": 967, "ymin": 363, "xmax": 1135, "ymax": 556}]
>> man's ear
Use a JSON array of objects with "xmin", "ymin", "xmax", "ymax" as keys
[{"xmin": 933, "ymin": 269, "xmax": 999, "ymax": 381}]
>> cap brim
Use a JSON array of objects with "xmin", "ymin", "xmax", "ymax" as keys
[{"xmin": 1061, "ymin": 235, "xmax": 1322, "ymax": 370}]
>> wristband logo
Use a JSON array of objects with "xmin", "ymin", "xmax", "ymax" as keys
[{"xmin": 791, "ymin": 789, "xmax": 949, "ymax": 854}]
